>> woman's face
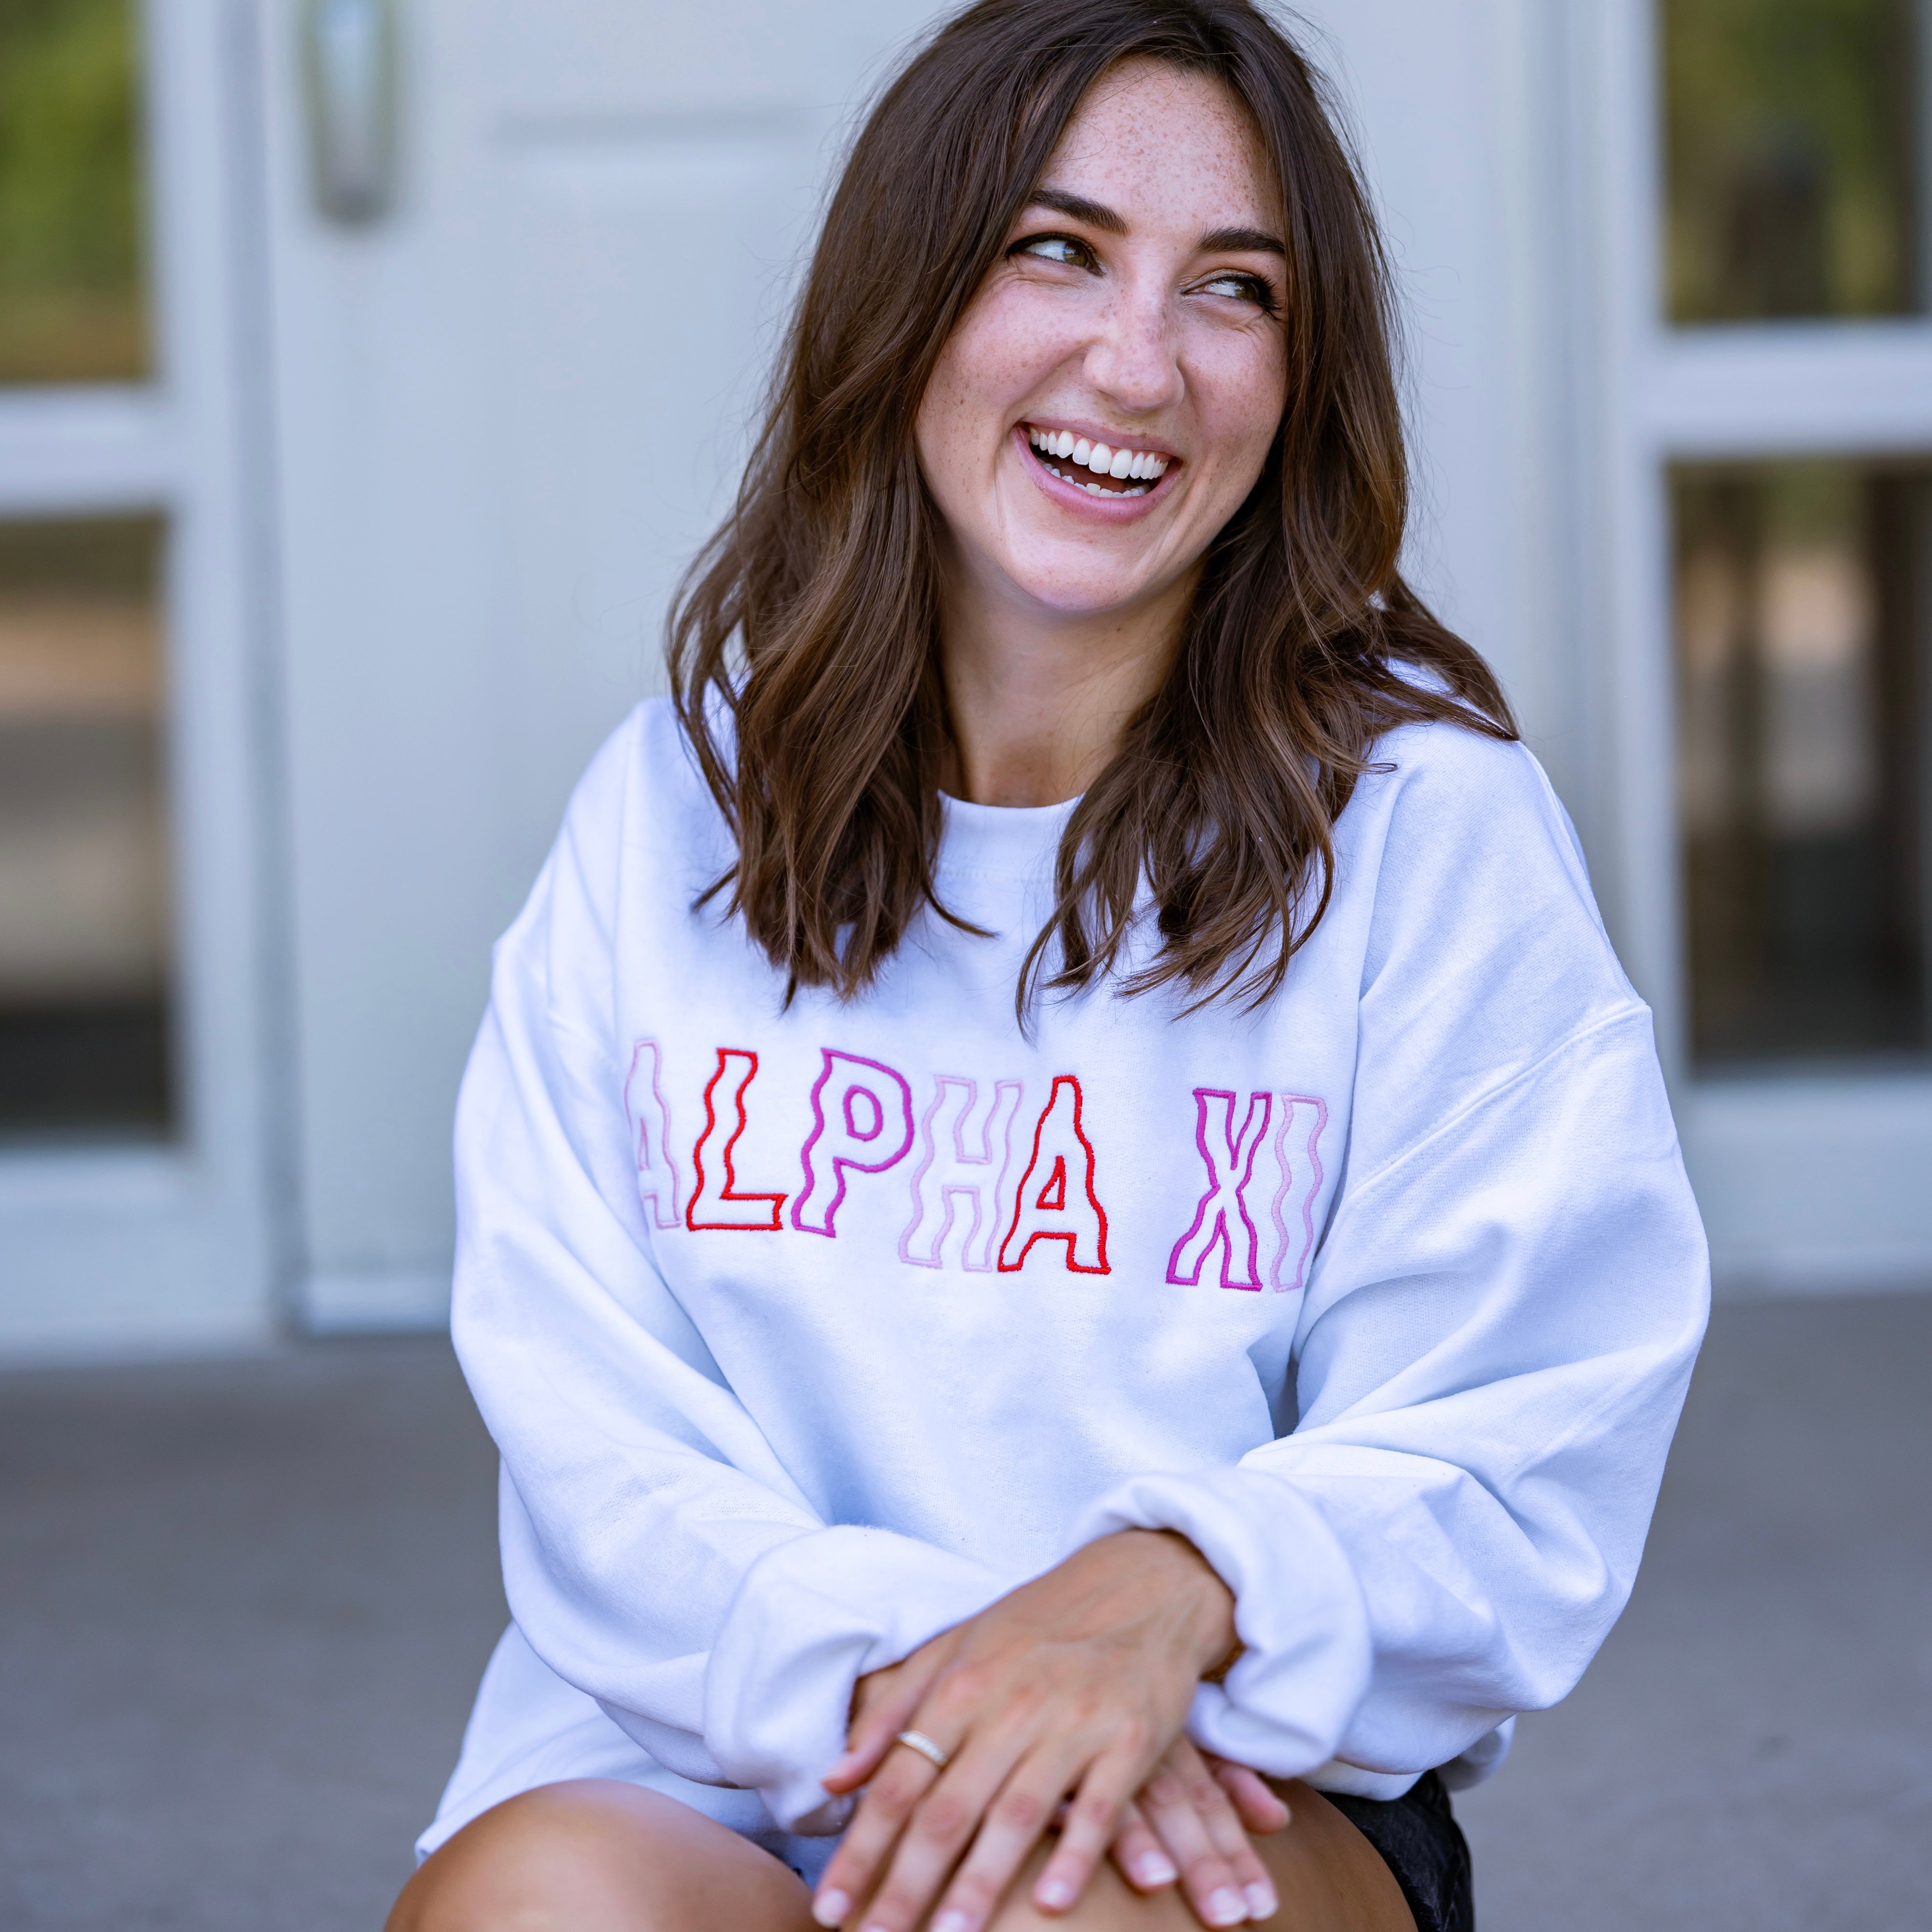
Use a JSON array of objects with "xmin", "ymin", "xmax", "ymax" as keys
[{"xmin": 915, "ymin": 59, "xmax": 1289, "ymax": 625}]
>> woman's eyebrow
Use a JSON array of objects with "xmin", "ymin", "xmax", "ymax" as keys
[
  {"xmin": 1025, "ymin": 188, "xmax": 1285, "ymax": 258},
  {"xmin": 1200, "ymin": 224, "xmax": 1286, "ymax": 256},
  {"xmin": 1027, "ymin": 186, "xmax": 1128, "ymax": 233}
]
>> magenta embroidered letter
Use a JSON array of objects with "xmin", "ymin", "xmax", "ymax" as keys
[
  {"xmin": 997, "ymin": 1074, "xmax": 1110, "ymax": 1275},
  {"xmin": 622, "ymin": 1038, "xmax": 681, "ymax": 1230},
  {"xmin": 1166, "ymin": 1089, "xmax": 1272, "ymax": 1291},
  {"xmin": 687, "ymin": 1048, "xmax": 787, "ymax": 1232},
  {"xmin": 900, "ymin": 1075, "xmax": 1023, "ymax": 1270},
  {"xmin": 791, "ymin": 1050, "xmax": 915, "ymax": 1237},
  {"xmin": 1267, "ymin": 1094, "xmax": 1329, "ymax": 1292}
]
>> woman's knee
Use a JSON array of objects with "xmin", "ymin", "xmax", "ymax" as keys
[{"xmin": 385, "ymin": 1780, "xmax": 814, "ymax": 1932}]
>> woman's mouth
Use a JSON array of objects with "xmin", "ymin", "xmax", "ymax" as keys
[{"xmin": 1022, "ymin": 424, "xmax": 1172, "ymax": 498}]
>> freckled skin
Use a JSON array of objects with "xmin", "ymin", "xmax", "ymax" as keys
[{"xmin": 914, "ymin": 59, "xmax": 1290, "ymax": 805}]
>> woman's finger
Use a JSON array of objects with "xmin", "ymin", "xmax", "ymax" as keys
[
  {"xmin": 1108, "ymin": 1800, "xmax": 1181, "ymax": 1894},
  {"xmin": 848, "ymin": 1733, "xmax": 1044, "ymax": 1932},
  {"xmin": 1206, "ymin": 1755, "xmax": 1290, "ymax": 1835},
  {"xmin": 933, "ymin": 1740, "xmax": 1138, "ymax": 1929},
  {"xmin": 824, "ymin": 1638, "xmax": 959, "ymax": 1796},
  {"xmin": 1172, "ymin": 1745, "xmax": 1278, "ymax": 1921},
  {"xmin": 1134, "ymin": 1742, "xmax": 1273, "ymax": 1927},
  {"xmin": 810, "ymin": 1738, "xmax": 949, "ymax": 1928}
]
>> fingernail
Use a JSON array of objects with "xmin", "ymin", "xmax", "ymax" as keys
[
  {"xmin": 1135, "ymin": 1853, "xmax": 1178, "ymax": 1887},
  {"xmin": 810, "ymin": 1890, "xmax": 848, "ymax": 1926},
  {"xmin": 1035, "ymin": 1878, "xmax": 1075, "ymax": 1909},
  {"xmin": 1245, "ymin": 1881, "xmax": 1278, "ymax": 1919},
  {"xmin": 934, "ymin": 1913, "xmax": 974, "ymax": 1932},
  {"xmin": 1207, "ymin": 1886, "xmax": 1247, "ymax": 1925}
]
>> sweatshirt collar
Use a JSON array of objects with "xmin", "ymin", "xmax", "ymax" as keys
[{"xmin": 936, "ymin": 791, "xmax": 1080, "ymax": 880}]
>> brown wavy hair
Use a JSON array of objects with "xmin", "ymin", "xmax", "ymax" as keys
[{"xmin": 669, "ymin": 0, "xmax": 1515, "ymax": 1013}]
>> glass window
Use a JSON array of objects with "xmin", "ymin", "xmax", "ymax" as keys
[
  {"xmin": 1662, "ymin": 0, "xmax": 1924, "ymax": 323},
  {"xmin": 1675, "ymin": 458, "xmax": 1931, "ymax": 1067},
  {"xmin": 0, "ymin": 515, "xmax": 172, "ymax": 1138},
  {"xmin": 0, "ymin": 0, "xmax": 149, "ymax": 384}
]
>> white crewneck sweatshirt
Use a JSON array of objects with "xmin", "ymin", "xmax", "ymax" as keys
[{"xmin": 425, "ymin": 693, "xmax": 1707, "ymax": 1861}]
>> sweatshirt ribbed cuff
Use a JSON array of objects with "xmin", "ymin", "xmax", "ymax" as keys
[{"xmin": 1068, "ymin": 1467, "xmax": 1374, "ymax": 1780}]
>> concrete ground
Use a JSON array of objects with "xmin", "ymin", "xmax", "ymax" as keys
[{"xmin": 1, "ymin": 1294, "xmax": 1928, "ymax": 1931}]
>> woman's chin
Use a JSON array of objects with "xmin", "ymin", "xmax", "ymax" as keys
[{"xmin": 987, "ymin": 546, "xmax": 1175, "ymax": 623}]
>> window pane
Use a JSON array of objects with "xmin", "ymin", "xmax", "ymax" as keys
[
  {"xmin": 1663, "ymin": 0, "xmax": 1923, "ymax": 322},
  {"xmin": 1676, "ymin": 459, "xmax": 1931, "ymax": 1067},
  {"xmin": 0, "ymin": 515, "xmax": 172, "ymax": 1137},
  {"xmin": 0, "ymin": 0, "xmax": 149, "ymax": 384}
]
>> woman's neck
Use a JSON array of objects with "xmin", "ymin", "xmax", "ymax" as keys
[{"xmin": 938, "ymin": 566, "xmax": 1194, "ymax": 808}]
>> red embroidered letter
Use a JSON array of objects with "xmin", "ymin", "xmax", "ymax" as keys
[
  {"xmin": 687, "ymin": 1048, "xmax": 787, "ymax": 1231},
  {"xmin": 996, "ymin": 1075, "xmax": 1110, "ymax": 1274},
  {"xmin": 791, "ymin": 1050, "xmax": 915, "ymax": 1237},
  {"xmin": 1166, "ymin": 1089, "xmax": 1272, "ymax": 1291},
  {"xmin": 622, "ymin": 1038, "xmax": 681, "ymax": 1230}
]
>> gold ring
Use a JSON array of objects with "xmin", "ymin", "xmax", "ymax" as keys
[{"xmin": 894, "ymin": 1729, "xmax": 951, "ymax": 1771}]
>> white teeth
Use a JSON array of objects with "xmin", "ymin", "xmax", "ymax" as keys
[{"xmin": 1026, "ymin": 426, "xmax": 1171, "ymax": 493}]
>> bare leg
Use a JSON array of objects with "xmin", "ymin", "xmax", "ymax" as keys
[
  {"xmin": 385, "ymin": 1778, "xmax": 1414, "ymax": 1932},
  {"xmin": 384, "ymin": 1780, "xmax": 818, "ymax": 1932}
]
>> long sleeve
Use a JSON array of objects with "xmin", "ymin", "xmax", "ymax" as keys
[
  {"xmin": 450, "ymin": 727, "xmax": 1010, "ymax": 1832},
  {"xmin": 1074, "ymin": 730, "xmax": 1709, "ymax": 1794}
]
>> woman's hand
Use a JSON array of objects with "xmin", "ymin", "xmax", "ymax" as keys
[{"xmin": 809, "ymin": 1529, "xmax": 1265, "ymax": 1932}]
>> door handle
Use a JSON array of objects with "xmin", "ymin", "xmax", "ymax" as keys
[{"xmin": 302, "ymin": 0, "xmax": 398, "ymax": 223}]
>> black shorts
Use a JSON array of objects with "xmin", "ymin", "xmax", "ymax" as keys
[{"xmin": 1321, "ymin": 1771, "xmax": 1473, "ymax": 1932}]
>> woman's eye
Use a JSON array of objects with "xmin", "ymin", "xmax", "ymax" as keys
[
  {"xmin": 1013, "ymin": 233, "xmax": 1096, "ymax": 271},
  {"xmin": 1197, "ymin": 271, "xmax": 1274, "ymax": 308}
]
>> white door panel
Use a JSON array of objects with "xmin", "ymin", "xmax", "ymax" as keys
[
  {"xmin": 490, "ymin": 120, "xmax": 830, "ymax": 892},
  {"xmin": 264, "ymin": 0, "xmax": 952, "ymax": 1327}
]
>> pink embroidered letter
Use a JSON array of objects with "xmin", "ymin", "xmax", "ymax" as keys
[
  {"xmin": 1267, "ymin": 1094, "xmax": 1329, "ymax": 1292},
  {"xmin": 791, "ymin": 1050, "xmax": 915, "ymax": 1237},
  {"xmin": 1166, "ymin": 1089, "xmax": 1273, "ymax": 1291},
  {"xmin": 687, "ymin": 1048, "xmax": 787, "ymax": 1232},
  {"xmin": 996, "ymin": 1075, "xmax": 1110, "ymax": 1275},
  {"xmin": 899, "ymin": 1076, "xmax": 1023, "ymax": 1270},
  {"xmin": 622, "ymin": 1038, "xmax": 680, "ymax": 1230}
]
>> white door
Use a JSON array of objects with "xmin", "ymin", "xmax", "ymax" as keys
[
  {"xmin": 0, "ymin": 0, "xmax": 276, "ymax": 1356},
  {"xmin": 256, "ymin": 0, "xmax": 959, "ymax": 1326}
]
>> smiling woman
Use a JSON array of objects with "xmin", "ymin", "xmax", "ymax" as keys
[
  {"xmin": 666, "ymin": 4, "xmax": 1512, "ymax": 1016},
  {"xmin": 387, "ymin": 6, "xmax": 1708, "ymax": 1932}
]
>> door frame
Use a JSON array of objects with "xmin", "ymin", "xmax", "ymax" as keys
[
  {"xmin": 1578, "ymin": 0, "xmax": 1932, "ymax": 1291},
  {"xmin": 0, "ymin": 0, "xmax": 289, "ymax": 1357}
]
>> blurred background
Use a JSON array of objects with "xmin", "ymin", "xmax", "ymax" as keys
[{"xmin": 0, "ymin": 2, "xmax": 1927, "ymax": 1928}]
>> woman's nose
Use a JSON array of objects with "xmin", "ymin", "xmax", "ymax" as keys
[{"xmin": 1083, "ymin": 285, "xmax": 1183, "ymax": 415}]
